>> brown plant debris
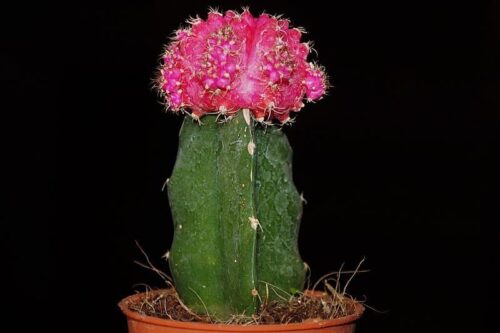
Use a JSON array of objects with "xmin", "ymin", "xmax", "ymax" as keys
[
  {"xmin": 127, "ymin": 284, "xmax": 362, "ymax": 325},
  {"xmin": 128, "ymin": 243, "xmax": 366, "ymax": 324}
]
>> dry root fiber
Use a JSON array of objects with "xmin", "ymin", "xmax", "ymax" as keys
[
  {"xmin": 127, "ymin": 284, "xmax": 360, "ymax": 325},
  {"xmin": 130, "ymin": 243, "xmax": 366, "ymax": 324}
]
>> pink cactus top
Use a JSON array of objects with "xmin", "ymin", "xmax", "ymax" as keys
[{"xmin": 158, "ymin": 10, "xmax": 327, "ymax": 123}]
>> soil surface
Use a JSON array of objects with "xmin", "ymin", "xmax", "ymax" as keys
[{"xmin": 126, "ymin": 288, "xmax": 360, "ymax": 325}]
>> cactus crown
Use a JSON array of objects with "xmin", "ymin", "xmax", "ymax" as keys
[{"xmin": 157, "ymin": 9, "xmax": 327, "ymax": 123}]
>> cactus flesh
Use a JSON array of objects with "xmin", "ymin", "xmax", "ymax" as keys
[{"xmin": 167, "ymin": 111, "xmax": 305, "ymax": 319}]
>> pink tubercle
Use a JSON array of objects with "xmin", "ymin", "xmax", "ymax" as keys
[{"xmin": 157, "ymin": 9, "xmax": 328, "ymax": 123}]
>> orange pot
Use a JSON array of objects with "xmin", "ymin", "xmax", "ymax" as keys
[{"xmin": 119, "ymin": 291, "xmax": 364, "ymax": 333}]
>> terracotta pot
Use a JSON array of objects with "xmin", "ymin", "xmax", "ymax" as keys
[{"xmin": 119, "ymin": 291, "xmax": 364, "ymax": 333}]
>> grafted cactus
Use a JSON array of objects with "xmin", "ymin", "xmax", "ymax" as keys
[{"xmin": 157, "ymin": 9, "xmax": 327, "ymax": 319}]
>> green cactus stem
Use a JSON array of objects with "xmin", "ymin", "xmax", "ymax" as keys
[
  {"xmin": 254, "ymin": 126, "xmax": 306, "ymax": 301},
  {"xmin": 167, "ymin": 111, "xmax": 305, "ymax": 319}
]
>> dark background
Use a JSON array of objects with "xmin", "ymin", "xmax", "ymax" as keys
[{"xmin": 3, "ymin": 1, "xmax": 497, "ymax": 332}]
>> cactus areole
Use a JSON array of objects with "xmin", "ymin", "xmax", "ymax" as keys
[{"xmin": 157, "ymin": 9, "xmax": 328, "ymax": 320}]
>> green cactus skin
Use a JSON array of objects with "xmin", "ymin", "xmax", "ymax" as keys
[
  {"xmin": 167, "ymin": 111, "xmax": 305, "ymax": 319},
  {"xmin": 254, "ymin": 126, "xmax": 306, "ymax": 301}
]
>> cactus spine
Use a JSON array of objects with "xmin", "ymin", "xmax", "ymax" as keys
[{"xmin": 167, "ymin": 112, "xmax": 305, "ymax": 319}]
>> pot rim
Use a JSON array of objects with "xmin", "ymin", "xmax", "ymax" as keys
[{"xmin": 118, "ymin": 290, "xmax": 364, "ymax": 332}]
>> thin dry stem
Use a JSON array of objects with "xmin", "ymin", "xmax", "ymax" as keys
[{"xmin": 129, "ymin": 255, "xmax": 367, "ymax": 325}]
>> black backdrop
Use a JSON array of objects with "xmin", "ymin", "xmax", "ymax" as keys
[{"xmin": 4, "ymin": 1, "xmax": 497, "ymax": 332}]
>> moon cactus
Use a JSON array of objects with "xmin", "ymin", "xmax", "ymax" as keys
[{"xmin": 157, "ymin": 9, "xmax": 327, "ymax": 319}]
